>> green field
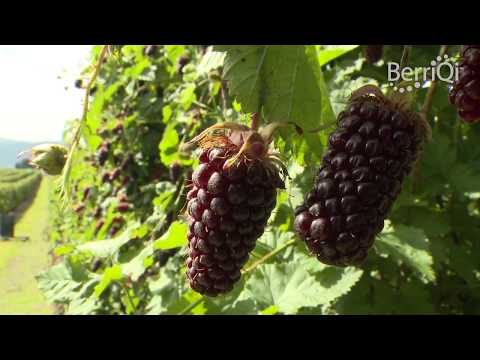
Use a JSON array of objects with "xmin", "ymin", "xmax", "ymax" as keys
[
  {"xmin": 0, "ymin": 169, "xmax": 41, "ymax": 213},
  {"xmin": 0, "ymin": 176, "xmax": 53, "ymax": 315},
  {"xmin": 0, "ymin": 168, "xmax": 35, "ymax": 183}
]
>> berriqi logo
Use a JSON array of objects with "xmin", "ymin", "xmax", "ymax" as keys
[{"xmin": 388, "ymin": 54, "xmax": 459, "ymax": 93}]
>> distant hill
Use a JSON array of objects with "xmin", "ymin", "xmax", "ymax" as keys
[{"xmin": 0, "ymin": 138, "xmax": 52, "ymax": 168}]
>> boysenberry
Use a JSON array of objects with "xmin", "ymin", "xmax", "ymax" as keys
[
  {"xmin": 294, "ymin": 85, "xmax": 428, "ymax": 267},
  {"xmin": 449, "ymin": 45, "xmax": 480, "ymax": 123},
  {"xmin": 183, "ymin": 122, "xmax": 286, "ymax": 296}
]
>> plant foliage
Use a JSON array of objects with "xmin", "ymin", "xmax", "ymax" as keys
[{"xmin": 35, "ymin": 44, "xmax": 480, "ymax": 315}]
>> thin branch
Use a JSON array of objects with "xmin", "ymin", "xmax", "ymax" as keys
[
  {"xmin": 220, "ymin": 80, "xmax": 228, "ymax": 115},
  {"xmin": 59, "ymin": 45, "xmax": 109, "ymax": 206},
  {"xmin": 412, "ymin": 45, "xmax": 449, "ymax": 193},
  {"xmin": 179, "ymin": 296, "xmax": 204, "ymax": 315},
  {"xmin": 396, "ymin": 45, "xmax": 412, "ymax": 86},
  {"xmin": 243, "ymin": 239, "xmax": 296, "ymax": 274},
  {"xmin": 420, "ymin": 45, "xmax": 449, "ymax": 120},
  {"xmin": 120, "ymin": 281, "xmax": 137, "ymax": 315},
  {"xmin": 251, "ymin": 112, "xmax": 259, "ymax": 130}
]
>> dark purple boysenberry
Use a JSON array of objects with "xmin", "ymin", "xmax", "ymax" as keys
[
  {"xmin": 89, "ymin": 86, "xmax": 97, "ymax": 96},
  {"xmin": 112, "ymin": 216, "xmax": 124, "ymax": 225},
  {"xmin": 117, "ymin": 202, "xmax": 131, "ymax": 213},
  {"xmin": 110, "ymin": 168, "xmax": 121, "ymax": 181},
  {"xmin": 121, "ymin": 155, "xmax": 133, "ymax": 171},
  {"xmin": 93, "ymin": 206, "xmax": 102, "ymax": 219},
  {"xmin": 177, "ymin": 56, "xmax": 190, "ymax": 74},
  {"xmin": 82, "ymin": 187, "xmax": 91, "ymax": 201},
  {"xmin": 109, "ymin": 225, "xmax": 121, "ymax": 237},
  {"xmin": 169, "ymin": 162, "xmax": 182, "ymax": 182},
  {"xmin": 74, "ymin": 203, "xmax": 85, "ymax": 213},
  {"xmin": 294, "ymin": 85, "xmax": 427, "ymax": 267},
  {"xmin": 364, "ymin": 45, "xmax": 384, "ymax": 64},
  {"xmin": 101, "ymin": 172, "xmax": 110, "ymax": 184},
  {"xmin": 94, "ymin": 219, "xmax": 105, "ymax": 233},
  {"xmin": 449, "ymin": 45, "xmax": 480, "ymax": 123},
  {"xmin": 113, "ymin": 123, "xmax": 124, "ymax": 134},
  {"xmin": 144, "ymin": 45, "xmax": 159, "ymax": 57},
  {"xmin": 91, "ymin": 258, "xmax": 103, "ymax": 272},
  {"xmin": 183, "ymin": 123, "xmax": 285, "ymax": 296},
  {"xmin": 97, "ymin": 146, "xmax": 109, "ymax": 166}
]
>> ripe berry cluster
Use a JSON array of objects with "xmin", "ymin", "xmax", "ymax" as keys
[
  {"xmin": 449, "ymin": 45, "xmax": 480, "ymax": 123},
  {"xmin": 294, "ymin": 94, "xmax": 424, "ymax": 267},
  {"xmin": 185, "ymin": 147, "xmax": 284, "ymax": 296}
]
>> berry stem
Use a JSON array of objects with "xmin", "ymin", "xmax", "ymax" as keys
[
  {"xmin": 220, "ymin": 80, "xmax": 229, "ymax": 115},
  {"xmin": 120, "ymin": 281, "xmax": 137, "ymax": 315},
  {"xmin": 394, "ymin": 45, "xmax": 412, "ymax": 88},
  {"xmin": 399, "ymin": 45, "xmax": 412, "ymax": 71},
  {"xmin": 420, "ymin": 45, "xmax": 449, "ymax": 120},
  {"xmin": 243, "ymin": 238, "xmax": 296, "ymax": 274},
  {"xmin": 251, "ymin": 112, "xmax": 260, "ymax": 130},
  {"xmin": 179, "ymin": 295, "xmax": 205, "ymax": 315},
  {"xmin": 412, "ymin": 45, "xmax": 449, "ymax": 193},
  {"xmin": 60, "ymin": 45, "xmax": 109, "ymax": 206}
]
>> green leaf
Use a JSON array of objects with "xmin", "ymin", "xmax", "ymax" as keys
[
  {"xmin": 245, "ymin": 254, "xmax": 363, "ymax": 314},
  {"xmin": 122, "ymin": 243, "xmax": 155, "ymax": 281},
  {"xmin": 420, "ymin": 131, "xmax": 456, "ymax": 194},
  {"xmin": 65, "ymin": 294, "xmax": 99, "ymax": 315},
  {"xmin": 162, "ymin": 105, "xmax": 173, "ymax": 124},
  {"xmin": 54, "ymin": 245, "xmax": 75, "ymax": 256},
  {"xmin": 36, "ymin": 257, "xmax": 98, "ymax": 310},
  {"xmin": 197, "ymin": 49, "xmax": 226, "ymax": 75},
  {"xmin": 76, "ymin": 225, "xmax": 135, "ymax": 258},
  {"xmin": 376, "ymin": 222, "xmax": 436, "ymax": 282},
  {"xmin": 147, "ymin": 277, "xmax": 176, "ymax": 314},
  {"xmin": 159, "ymin": 122, "xmax": 180, "ymax": 165},
  {"xmin": 335, "ymin": 276, "xmax": 436, "ymax": 314},
  {"xmin": 202, "ymin": 277, "xmax": 256, "ymax": 315},
  {"xmin": 65, "ymin": 279, "xmax": 101, "ymax": 315},
  {"xmin": 215, "ymin": 45, "xmax": 333, "ymax": 132},
  {"xmin": 260, "ymin": 305, "xmax": 279, "ymax": 315},
  {"xmin": 132, "ymin": 223, "xmax": 150, "ymax": 239},
  {"xmin": 178, "ymin": 83, "xmax": 196, "ymax": 111},
  {"xmin": 154, "ymin": 221, "xmax": 188, "ymax": 250},
  {"xmin": 147, "ymin": 260, "xmax": 191, "ymax": 314},
  {"xmin": 317, "ymin": 45, "xmax": 359, "ymax": 66},
  {"xmin": 154, "ymin": 181, "xmax": 176, "ymax": 205},
  {"xmin": 94, "ymin": 265, "xmax": 123, "ymax": 297},
  {"xmin": 450, "ymin": 163, "xmax": 480, "ymax": 193},
  {"xmin": 165, "ymin": 45, "xmax": 186, "ymax": 70},
  {"xmin": 36, "ymin": 262, "xmax": 83, "ymax": 303},
  {"xmin": 392, "ymin": 205, "xmax": 451, "ymax": 239}
]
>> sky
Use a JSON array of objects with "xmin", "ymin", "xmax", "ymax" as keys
[{"xmin": 0, "ymin": 45, "xmax": 93, "ymax": 142}]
